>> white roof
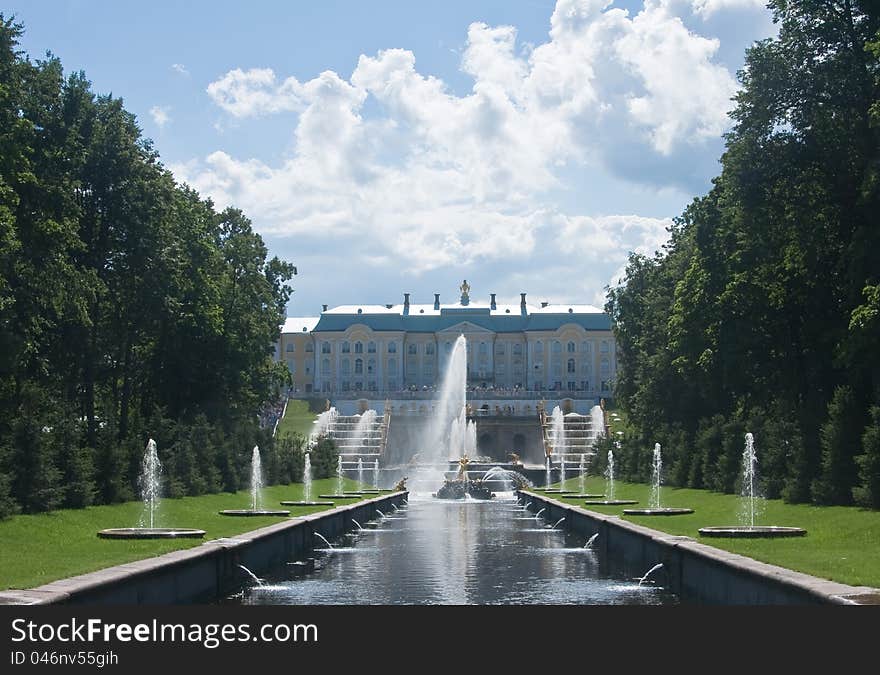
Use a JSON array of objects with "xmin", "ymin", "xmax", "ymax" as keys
[
  {"xmin": 531, "ymin": 303, "xmax": 604, "ymax": 314},
  {"xmin": 281, "ymin": 317, "xmax": 319, "ymax": 333}
]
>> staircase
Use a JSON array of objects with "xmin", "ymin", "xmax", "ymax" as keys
[
  {"xmin": 540, "ymin": 410, "xmax": 600, "ymax": 466},
  {"xmin": 327, "ymin": 410, "xmax": 390, "ymax": 472}
]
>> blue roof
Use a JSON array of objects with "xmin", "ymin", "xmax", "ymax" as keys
[{"xmin": 310, "ymin": 308, "xmax": 611, "ymax": 333}]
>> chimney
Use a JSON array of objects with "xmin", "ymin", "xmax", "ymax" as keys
[
  {"xmin": 322, "ymin": 304, "xmax": 328, "ymax": 312},
  {"xmin": 490, "ymin": 293, "xmax": 497, "ymax": 310},
  {"xmin": 434, "ymin": 293, "xmax": 440, "ymax": 310},
  {"xmin": 520, "ymin": 293, "xmax": 527, "ymax": 316},
  {"xmin": 541, "ymin": 301, "xmax": 548, "ymax": 308},
  {"xmin": 403, "ymin": 293, "xmax": 410, "ymax": 315}
]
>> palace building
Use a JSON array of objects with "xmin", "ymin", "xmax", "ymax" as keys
[{"xmin": 276, "ymin": 281, "xmax": 617, "ymax": 400}]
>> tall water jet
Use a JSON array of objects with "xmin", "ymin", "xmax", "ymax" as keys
[
  {"xmin": 98, "ymin": 439, "xmax": 206, "ymax": 538},
  {"xmin": 741, "ymin": 432, "xmax": 758, "ymax": 528},
  {"xmin": 220, "ymin": 445, "xmax": 289, "ymax": 517},
  {"xmin": 373, "ymin": 459, "xmax": 380, "ymax": 489},
  {"xmin": 250, "ymin": 446, "xmax": 264, "ymax": 511},
  {"xmin": 550, "ymin": 406, "xmax": 566, "ymax": 457},
  {"xmin": 304, "ymin": 452, "xmax": 312, "ymax": 502},
  {"xmin": 545, "ymin": 456, "xmax": 552, "ymax": 488},
  {"xmin": 699, "ymin": 432, "xmax": 806, "ymax": 538},
  {"xmin": 622, "ymin": 442, "xmax": 693, "ymax": 516},
  {"xmin": 357, "ymin": 457, "xmax": 364, "ymax": 490},
  {"xmin": 426, "ymin": 335, "xmax": 468, "ymax": 465},
  {"xmin": 650, "ymin": 443, "xmax": 662, "ymax": 509},
  {"xmin": 590, "ymin": 405, "xmax": 605, "ymax": 444},
  {"xmin": 583, "ymin": 448, "xmax": 637, "ymax": 506},
  {"xmin": 139, "ymin": 438, "xmax": 162, "ymax": 529},
  {"xmin": 560, "ymin": 458, "xmax": 567, "ymax": 491},
  {"xmin": 606, "ymin": 450, "xmax": 615, "ymax": 501},
  {"xmin": 353, "ymin": 409, "xmax": 377, "ymax": 454},
  {"xmin": 336, "ymin": 455, "xmax": 344, "ymax": 495}
]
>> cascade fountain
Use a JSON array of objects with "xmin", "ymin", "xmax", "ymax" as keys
[
  {"xmin": 560, "ymin": 451, "xmax": 604, "ymax": 498},
  {"xmin": 583, "ymin": 448, "xmax": 637, "ymax": 506},
  {"xmin": 699, "ymin": 432, "xmax": 806, "ymax": 538},
  {"xmin": 543, "ymin": 407, "xmax": 567, "ymax": 493},
  {"xmin": 281, "ymin": 451, "xmax": 334, "ymax": 507},
  {"xmin": 98, "ymin": 439, "xmax": 206, "ymax": 539},
  {"xmin": 623, "ymin": 443, "xmax": 693, "ymax": 516},
  {"xmin": 221, "ymin": 446, "xmax": 290, "ymax": 516}
]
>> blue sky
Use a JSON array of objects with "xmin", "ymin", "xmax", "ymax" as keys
[{"xmin": 7, "ymin": 0, "xmax": 776, "ymax": 315}]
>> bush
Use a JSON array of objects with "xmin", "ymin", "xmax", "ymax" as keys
[
  {"xmin": 309, "ymin": 435, "xmax": 339, "ymax": 479},
  {"xmin": 812, "ymin": 386, "xmax": 863, "ymax": 505},
  {"xmin": 853, "ymin": 406, "xmax": 880, "ymax": 509}
]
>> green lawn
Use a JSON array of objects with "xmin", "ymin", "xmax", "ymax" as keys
[
  {"xmin": 525, "ymin": 476, "xmax": 880, "ymax": 589},
  {"xmin": 275, "ymin": 399, "xmax": 318, "ymax": 438},
  {"xmin": 0, "ymin": 477, "xmax": 365, "ymax": 591}
]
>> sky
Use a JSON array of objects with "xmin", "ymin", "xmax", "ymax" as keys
[{"xmin": 6, "ymin": 0, "xmax": 777, "ymax": 315}]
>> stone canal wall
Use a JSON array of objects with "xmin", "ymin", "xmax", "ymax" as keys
[
  {"xmin": 0, "ymin": 492, "xmax": 408, "ymax": 606},
  {"xmin": 519, "ymin": 491, "xmax": 880, "ymax": 605}
]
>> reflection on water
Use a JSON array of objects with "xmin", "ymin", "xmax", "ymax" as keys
[{"xmin": 233, "ymin": 494, "xmax": 677, "ymax": 605}]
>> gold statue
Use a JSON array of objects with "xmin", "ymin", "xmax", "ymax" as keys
[
  {"xmin": 508, "ymin": 452, "xmax": 521, "ymax": 465},
  {"xmin": 394, "ymin": 477, "xmax": 408, "ymax": 491},
  {"xmin": 457, "ymin": 455, "xmax": 471, "ymax": 481}
]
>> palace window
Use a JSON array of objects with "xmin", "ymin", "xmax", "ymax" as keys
[
  {"xmin": 581, "ymin": 380, "xmax": 590, "ymax": 390},
  {"xmin": 496, "ymin": 343, "xmax": 505, "ymax": 355},
  {"xmin": 479, "ymin": 342, "xmax": 488, "ymax": 355},
  {"xmin": 305, "ymin": 342, "xmax": 314, "ymax": 353},
  {"xmin": 368, "ymin": 341, "xmax": 376, "ymax": 353},
  {"xmin": 321, "ymin": 342, "xmax": 331, "ymax": 354},
  {"xmin": 408, "ymin": 343, "xmax": 418, "ymax": 355},
  {"xmin": 388, "ymin": 380, "xmax": 397, "ymax": 391},
  {"xmin": 424, "ymin": 361, "xmax": 433, "ymax": 376},
  {"xmin": 601, "ymin": 341, "xmax": 610, "ymax": 353},
  {"xmin": 426, "ymin": 343, "xmax": 435, "ymax": 355},
  {"xmin": 552, "ymin": 341, "xmax": 562, "ymax": 354},
  {"xmin": 582, "ymin": 362, "xmax": 592, "ymax": 375},
  {"xmin": 342, "ymin": 381, "xmax": 350, "ymax": 391},
  {"xmin": 535, "ymin": 341, "xmax": 543, "ymax": 354},
  {"xmin": 368, "ymin": 381, "xmax": 377, "ymax": 391},
  {"xmin": 321, "ymin": 358, "xmax": 330, "ymax": 375},
  {"xmin": 553, "ymin": 363, "xmax": 562, "ymax": 377},
  {"xmin": 388, "ymin": 358, "xmax": 397, "ymax": 372},
  {"xmin": 581, "ymin": 341, "xmax": 591, "ymax": 354},
  {"xmin": 355, "ymin": 342, "xmax": 363, "ymax": 354},
  {"xmin": 355, "ymin": 358, "xmax": 363, "ymax": 375},
  {"xmin": 445, "ymin": 341, "xmax": 452, "ymax": 353},
  {"xmin": 567, "ymin": 341, "xmax": 575, "ymax": 353},
  {"xmin": 341, "ymin": 359, "xmax": 350, "ymax": 376},
  {"xmin": 567, "ymin": 358, "xmax": 576, "ymax": 373},
  {"xmin": 287, "ymin": 359, "xmax": 295, "ymax": 374},
  {"xmin": 367, "ymin": 358, "xmax": 376, "ymax": 375},
  {"xmin": 513, "ymin": 343, "xmax": 522, "ymax": 356},
  {"xmin": 600, "ymin": 356, "xmax": 610, "ymax": 376},
  {"xmin": 285, "ymin": 343, "xmax": 295, "ymax": 353},
  {"xmin": 567, "ymin": 381, "xmax": 576, "ymax": 391},
  {"xmin": 355, "ymin": 381, "xmax": 363, "ymax": 391},
  {"xmin": 388, "ymin": 342, "xmax": 397, "ymax": 353},
  {"xmin": 341, "ymin": 341, "xmax": 350, "ymax": 353}
]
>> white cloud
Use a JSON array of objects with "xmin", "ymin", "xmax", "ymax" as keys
[
  {"xmin": 171, "ymin": 63, "xmax": 189, "ymax": 76},
  {"xmin": 689, "ymin": 0, "xmax": 768, "ymax": 19},
  {"xmin": 206, "ymin": 68, "xmax": 305, "ymax": 117},
  {"xmin": 176, "ymin": 0, "xmax": 767, "ymax": 300},
  {"xmin": 149, "ymin": 105, "xmax": 171, "ymax": 129}
]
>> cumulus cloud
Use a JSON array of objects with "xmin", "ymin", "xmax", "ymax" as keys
[
  {"xmin": 206, "ymin": 67, "xmax": 306, "ymax": 117},
  {"xmin": 176, "ymin": 0, "xmax": 770, "ymax": 302},
  {"xmin": 149, "ymin": 105, "xmax": 171, "ymax": 129}
]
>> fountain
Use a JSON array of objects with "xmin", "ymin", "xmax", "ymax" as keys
[
  {"xmin": 638, "ymin": 563, "xmax": 664, "ymax": 587},
  {"xmin": 434, "ymin": 455, "xmax": 495, "ymax": 500},
  {"xmin": 551, "ymin": 517, "xmax": 566, "ymax": 530},
  {"xmin": 238, "ymin": 564, "xmax": 264, "ymax": 587},
  {"xmin": 583, "ymin": 449, "xmax": 638, "ymax": 506},
  {"xmin": 351, "ymin": 519, "xmax": 363, "ymax": 530},
  {"xmin": 98, "ymin": 439, "xmax": 206, "ymax": 539},
  {"xmin": 543, "ymin": 408, "xmax": 567, "ymax": 493},
  {"xmin": 559, "ymin": 452, "xmax": 604, "ymax": 498},
  {"xmin": 584, "ymin": 533, "xmax": 599, "ymax": 549},
  {"xmin": 221, "ymin": 446, "xmax": 290, "ymax": 516},
  {"xmin": 317, "ymin": 454, "xmax": 361, "ymax": 499},
  {"xmin": 313, "ymin": 532, "xmax": 334, "ymax": 550},
  {"xmin": 699, "ymin": 432, "xmax": 806, "ymax": 538},
  {"xmin": 281, "ymin": 451, "xmax": 334, "ymax": 507},
  {"xmin": 357, "ymin": 458, "xmax": 364, "ymax": 489},
  {"xmin": 373, "ymin": 459, "xmax": 380, "ymax": 490},
  {"xmin": 623, "ymin": 444, "xmax": 693, "ymax": 516}
]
